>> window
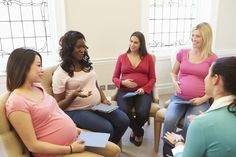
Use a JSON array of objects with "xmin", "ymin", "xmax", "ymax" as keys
[
  {"xmin": 149, "ymin": 0, "xmax": 198, "ymax": 51},
  {"xmin": 0, "ymin": 0, "xmax": 55, "ymax": 73}
]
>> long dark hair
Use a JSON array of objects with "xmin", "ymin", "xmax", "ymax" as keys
[
  {"xmin": 6, "ymin": 48, "xmax": 42, "ymax": 92},
  {"xmin": 126, "ymin": 31, "xmax": 148, "ymax": 58},
  {"xmin": 59, "ymin": 31, "xmax": 93, "ymax": 77},
  {"xmin": 211, "ymin": 56, "xmax": 236, "ymax": 116}
]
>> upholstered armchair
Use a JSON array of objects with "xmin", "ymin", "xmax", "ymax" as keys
[
  {"xmin": 0, "ymin": 92, "xmax": 102, "ymax": 157},
  {"xmin": 0, "ymin": 65, "xmax": 106, "ymax": 157},
  {"xmin": 40, "ymin": 65, "xmax": 58, "ymax": 96},
  {"xmin": 0, "ymin": 92, "xmax": 31, "ymax": 157},
  {"xmin": 41, "ymin": 65, "xmax": 121, "ymax": 156}
]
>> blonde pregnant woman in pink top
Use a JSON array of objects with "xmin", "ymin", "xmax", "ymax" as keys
[
  {"xmin": 5, "ymin": 48, "xmax": 120, "ymax": 157},
  {"xmin": 163, "ymin": 22, "xmax": 217, "ymax": 157}
]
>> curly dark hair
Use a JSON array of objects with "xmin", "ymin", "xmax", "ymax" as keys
[
  {"xmin": 211, "ymin": 56, "xmax": 236, "ymax": 116},
  {"xmin": 59, "ymin": 31, "xmax": 93, "ymax": 77}
]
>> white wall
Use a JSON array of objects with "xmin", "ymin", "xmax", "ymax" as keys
[
  {"xmin": 1, "ymin": 0, "xmax": 236, "ymax": 96},
  {"xmin": 61, "ymin": 0, "xmax": 176, "ymax": 96},
  {"xmin": 64, "ymin": 0, "xmax": 141, "ymax": 59},
  {"xmin": 215, "ymin": 0, "xmax": 236, "ymax": 50},
  {"xmin": 61, "ymin": 0, "xmax": 236, "ymax": 97},
  {"xmin": 0, "ymin": 76, "xmax": 6, "ymax": 94},
  {"xmin": 61, "ymin": 0, "xmax": 143, "ymax": 96}
]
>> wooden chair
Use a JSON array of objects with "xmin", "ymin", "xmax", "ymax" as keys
[{"xmin": 154, "ymin": 100, "xmax": 181, "ymax": 152}]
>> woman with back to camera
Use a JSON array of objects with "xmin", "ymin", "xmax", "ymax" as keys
[
  {"xmin": 164, "ymin": 56, "xmax": 236, "ymax": 157},
  {"xmin": 52, "ymin": 31, "xmax": 129, "ymax": 145},
  {"xmin": 5, "ymin": 48, "xmax": 120, "ymax": 157},
  {"xmin": 112, "ymin": 31, "xmax": 156, "ymax": 146}
]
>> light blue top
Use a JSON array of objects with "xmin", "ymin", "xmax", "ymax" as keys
[{"xmin": 174, "ymin": 95, "xmax": 236, "ymax": 157}]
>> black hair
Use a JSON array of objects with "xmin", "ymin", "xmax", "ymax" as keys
[
  {"xmin": 59, "ymin": 31, "xmax": 93, "ymax": 77},
  {"xmin": 211, "ymin": 56, "xmax": 236, "ymax": 116},
  {"xmin": 6, "ymin": 48, "xmax": 42, "ymax": 92},
  {"xmin": 126, "ymin": 31, "xmax": 148, "ymax": 58}
]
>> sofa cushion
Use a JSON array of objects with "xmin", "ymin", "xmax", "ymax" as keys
[{"xmin": 41, "ymin": 65, "xmax": 58, "ymax": 96}]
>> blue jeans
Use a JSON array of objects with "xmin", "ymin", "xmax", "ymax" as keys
[
  {"xmin": 163, "ymin": 95, "xmax": 210, "ymax": 138},
  {"xmin": 65, "ymin": 108, "xmax": 129, "ymax": 144},
  {"xmin": 117, "ymin": 90, "xmax": 152, "ymax": 137}
]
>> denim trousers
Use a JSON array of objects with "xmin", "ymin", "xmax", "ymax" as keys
[
  {"xmin": 163, "ymin": 95, "xmax": 210, "ymax": 138},
  {"xmin": 65, "ymin": 108, "xmax": 129, "ymax": 144},
  {"xmin": 117, "ymin": 90, "xmax": 152, "ymax": 137}
]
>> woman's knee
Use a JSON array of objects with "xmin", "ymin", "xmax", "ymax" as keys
[
  {"xmin": 102, "ymin": 123, "xmax": 114, "ymax": 136},
  {"xmin": 136, "ymin": 111, "xmax": 149, "ymax": 121},
  {"xmin": 117, "ymin": 110, "xmax": 130, "ymax": 128},
  {"xmin": 117, "ymin": 101, "xmax": 132, "ymax": 115},
  {"xmin": 163, "ymin": 115, "xmax": 179, "ymax": 133},
  {"xmin": 200, "ymin": 102, "xmax": 210, "ymax": 111},
  {"xmin": 188, "ymin": 102, "xmax": 210, "ymax": 116}
]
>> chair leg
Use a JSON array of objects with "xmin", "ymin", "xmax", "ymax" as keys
[
  {"xmin": 148, "ymin": 117, "xmax": 150, "ymax": 125},
  {"xmin": 154, "ymin": 119, "xmax": 163, "ymax": 152},
  {"xmin": 118, "ymin": 140, "xmax": 122, "ymax": 152}
]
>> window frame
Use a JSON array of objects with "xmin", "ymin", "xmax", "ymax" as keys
[
  {"xmin": 144, "ymin": 0, "xmax": 216, "ymax": 56},
  {"xmin": 0, "ymin": 0, "xmax": 66, "ymax": 75}
]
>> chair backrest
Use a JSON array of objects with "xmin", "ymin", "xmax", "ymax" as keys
[
  {"xmin": 0, "ymin": 92, "xmax": 30, "ymax": 157},
  {"xmin": 0, "ymin": 65, "xmax": 57, "ymax": 157},
  {"xmin": 41, "ymin": 65, "xmax": 58, "ymax": 96}
]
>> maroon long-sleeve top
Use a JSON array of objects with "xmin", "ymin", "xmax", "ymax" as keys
[{"xmin": 112, "ymin": 53, "xmax": 156, "ymax": 94}]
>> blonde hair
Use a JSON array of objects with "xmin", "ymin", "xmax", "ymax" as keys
[{"xmin": 192, "ymin": 22, "xmax": 213, "ymax": 59}]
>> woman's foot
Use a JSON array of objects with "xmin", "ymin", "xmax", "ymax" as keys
[
  {"xmin": 129, "ymin": 131, "xmax": 135, "ymax": 143},
  {"xmin": 133, "ymin": 136, "xmax": 143, "ymax": 146}
]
